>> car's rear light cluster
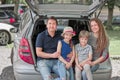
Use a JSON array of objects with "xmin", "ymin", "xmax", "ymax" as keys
[
  {"xmin": 19, "ymin": 9, "xmax": 24, "ymax": 14},
  {"xmin": 19, "ymin": 38, "xmax": 34, "ymax": 64},
  {"xmin": 9, "ymin": 18, "xmax": 16, "ymax": 24}
]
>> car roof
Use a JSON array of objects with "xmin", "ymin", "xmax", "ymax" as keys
[
  {"xmin": 0, "ymin": 4, "xmax": 27, "ymax": 11},
  {"xmin": 25, "ymin": 0, "xmax": 108, "ymax": 17}
]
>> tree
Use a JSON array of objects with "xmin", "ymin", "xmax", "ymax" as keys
[
  {"xmin": 14, "ymin": 0, "xmax": 20, "ymax": 15},
  {"xmin": 106, "ymin": 0, "xmax": 115, "ymax": 30},
  {"xmin": 0, "ymin": 0, "xmax": 6, "ymax": 4},
  {"xmin": 115, "ymin": 0, "xmax": 120, "ymax": 9}
]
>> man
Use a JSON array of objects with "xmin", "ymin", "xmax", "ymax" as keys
[{"xmin": 36, "ymin": 16, "xmax": 62, "ymax": 80}]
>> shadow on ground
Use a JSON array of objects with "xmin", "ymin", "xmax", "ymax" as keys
[
  {"xmin": 0, "ymin": 66, "xmax": 14, "ymax": 80},
  {"xmin": 0, "ymin": 66, "xmax": 120, "ymax": 80},
  {"xmin": 111, "ymin": 76, "xmax": 120, "ymax": 80}
]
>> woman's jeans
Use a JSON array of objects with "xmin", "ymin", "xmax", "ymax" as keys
[
  {"xmin": 82, "ymin": 64, "xmax": 99, "ymax": 80},
  {"xmin": 37, "ymin": 59, "xmax": 59, "ymax": 80},
  {"xmin": 57, "ymin": 60, "xmax": 74, "ymax": 80}
]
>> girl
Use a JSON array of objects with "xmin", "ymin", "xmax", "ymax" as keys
[{"xmin": 57, "ymin": 26, "xmax": 75, "ymax": 80}]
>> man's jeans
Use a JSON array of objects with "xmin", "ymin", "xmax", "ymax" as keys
[
  {"xmin": 37, "ymin": 59, "xmax": 59, "ymax": 80},
  {"xmin": 57, "ymin": 60, "xmax": 74, "ymax": 80},
  {"xmin": 82, "ymin": 64, "xmax": 99, "ymax": 80}
]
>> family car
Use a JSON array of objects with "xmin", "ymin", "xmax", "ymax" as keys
[{"xmin": 10, "ymin": 0, "xmax": 112, "ymax": 80}]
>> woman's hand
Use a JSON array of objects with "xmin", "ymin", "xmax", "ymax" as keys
[{"xmin": 87, "ymin": 61, "xmax": 95, "ymax": 66}]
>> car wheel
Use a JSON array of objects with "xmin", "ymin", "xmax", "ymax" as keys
[{"xmin": 0, "ymin": 30, "xmax": 11, "ymax": 45}]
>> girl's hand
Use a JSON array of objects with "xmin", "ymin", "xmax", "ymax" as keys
[{"xmin": 66, "ymin": 63, "xmax": 72, "ymax": 69}]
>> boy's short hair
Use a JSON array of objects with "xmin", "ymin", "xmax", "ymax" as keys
[{"xmin": 79, "ymin": 30, "xmax": 89, "ymax": 38}]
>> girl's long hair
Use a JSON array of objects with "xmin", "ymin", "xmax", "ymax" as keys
[{"xmin": 90, "ymin": 18, "xmax": 108, "ymax": 53}]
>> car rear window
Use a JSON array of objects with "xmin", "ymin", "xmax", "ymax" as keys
[
  {"xmin": 0, "ymin": 12, "xmax": 6, "ymax": 17},
  {"xmin": 39, "ymin": 0, "xmax": 92, "ymax": 5}
]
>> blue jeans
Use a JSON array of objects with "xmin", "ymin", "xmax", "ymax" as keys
[
  {"xmin": 37, "ymin": 59, "xmax": 59, "ymax": 80},
  {"xmin": 82, "ymin": 64, "xmax": 99, "ymax": 80},
  {"xmin": 57, "ymin": 61, "xmax": 74, "ymax": 80}
]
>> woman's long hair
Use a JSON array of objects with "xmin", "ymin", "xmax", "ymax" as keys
[{"xmin": 90, "ymin": 18, "xmax": 108, "ymax": 53}]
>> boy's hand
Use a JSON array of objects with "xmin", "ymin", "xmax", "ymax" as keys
[
  {"xmin": 80, "ymin": 61, "xmax": 86, "ymax": 67},
  {"xmin": 77, "ymin": 64, "xmax": 83, "ymax": 70}
]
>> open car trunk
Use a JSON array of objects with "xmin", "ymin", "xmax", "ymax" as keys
[{"xmin": 31, "ymin": 17, "xmax": 90, "ymax": 67}]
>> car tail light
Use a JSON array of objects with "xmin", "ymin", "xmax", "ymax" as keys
[
  {"xmin": 19, "ymin": 38, "xmax": 34, "ymax": 64},
  {"xmin": 9, "ymin": 18, "xmax": 16, "ymax": 23},
  {"xmin": 19, "ymin": 9, "xmax": 24, "ymax": 14}
]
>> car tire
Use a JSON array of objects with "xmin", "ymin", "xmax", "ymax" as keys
[{"xmin": 0, "ymin": 30, "xmax": 11, "ymax": 45}]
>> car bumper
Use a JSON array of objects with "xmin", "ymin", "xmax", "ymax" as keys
[
  {"xmin": 93, "ymin": 58, "xmax": 112, "ymax": 80},
  {"xmin": 13, "ymin": 63, "xmax": 43, "ymax": 80},
  {"xmin": 13, "ymin": 59, "xmax": 112, "ymax": 80}
]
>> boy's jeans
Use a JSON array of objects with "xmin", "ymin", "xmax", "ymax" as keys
[
  {"xmin": 37, "ymin": 59, "xmax": 59, "ymax": 80},
  {"xmin": 82, "ymin": 64, "xmax": 99, "ymax": 80},
  {"xmin": 57, "ymin": 60, "xmax": 74, "ymax": 80}
]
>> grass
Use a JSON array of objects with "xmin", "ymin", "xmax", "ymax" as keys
[{"xmin": 107, "ymin": 29, "xmax": 120, "ymax": 55}]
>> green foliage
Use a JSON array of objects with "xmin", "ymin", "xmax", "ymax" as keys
[
  {"xmin": 1, "ymin": 0, "xmax": 26, "ymax": 4},
  {"xmin": 107, "ymin": 0, "xmax": 115, "ymax": 9},
  {"xmin": 107, "ymin": 29, "xmax": 120, "ymax": 55},
  {"xmin": 115, "ymin": 0, "xmax": 120, "ymax": 8},
  {"xmin": 113, "ymin": 26, "xmax": 120, "ymax": 31}
]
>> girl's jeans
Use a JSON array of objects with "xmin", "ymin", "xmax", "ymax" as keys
[
  {"xmin": 37, "ymin": 59, "xmax": 59, "ymax": 80},
  {"xmin": 57, "ymin": 60, "xmax": 74, "ymax": 80}
]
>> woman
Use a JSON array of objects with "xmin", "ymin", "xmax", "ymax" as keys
[{"xmin": 82, "ymin": 18, "xmax": 109, "ymax": 80}]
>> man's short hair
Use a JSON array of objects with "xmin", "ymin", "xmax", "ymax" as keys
[{"xmin": 47, "ymin": 16, "xmax": 58, "ymax": 25}]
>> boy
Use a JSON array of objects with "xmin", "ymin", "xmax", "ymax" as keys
[{"xmin": 75, "ymin": 30, "xmax": 93, "ymax": 80}]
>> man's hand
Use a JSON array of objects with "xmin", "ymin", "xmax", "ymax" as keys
[
  {"xmin": 67, "ymin": 52, "xmax": 73, "ymax": 58},
  {"xmin": 51, "ymin": 52, "xmax": 60, "ymax": 58}
]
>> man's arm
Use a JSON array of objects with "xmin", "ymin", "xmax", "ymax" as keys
[{"xmin": 36, "ymin": 47, "xmax": 59, "ymax": 58}]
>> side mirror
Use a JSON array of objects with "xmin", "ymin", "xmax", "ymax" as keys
[{"xmin": 10, "ymin": 28, "xmax": 19, "ymax": 33}]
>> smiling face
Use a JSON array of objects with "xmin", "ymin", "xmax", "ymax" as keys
[
  {"xmin": 46, "ymin": 19, "xmax": 57, "ymax": 32},
  {"xmin": 79, "ymin": 37, "xmax": 88, "ymax": 47},
  {"xmin": 90, "ymin": 20, "xmax": 99, "ymax": 33},
  {"xmin": 63, "ymin": 32, "xmax": 73, "ymax": 42}
]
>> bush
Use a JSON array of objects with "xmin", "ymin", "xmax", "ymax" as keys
[{"xmin": 113, "ymin": 26, "xmax": 120, "ymax": 31}]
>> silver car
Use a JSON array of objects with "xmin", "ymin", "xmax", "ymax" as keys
[
  {"xmin": 0, "ymin": 23, "xmax": 15, "ymax": 45},
  {"xmin": 10, "ymin": 0, "xmax": 112, "ymax": 80}
]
